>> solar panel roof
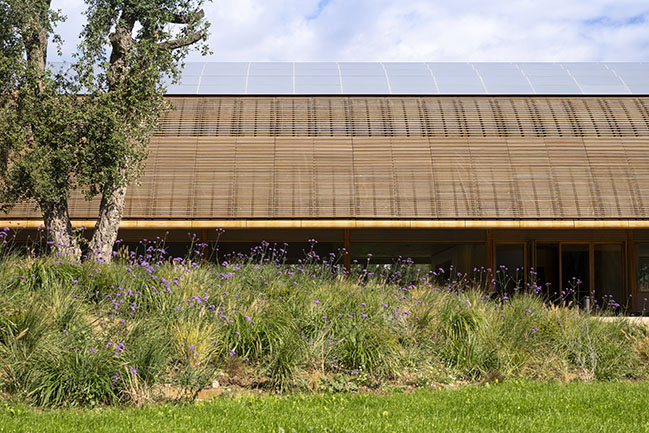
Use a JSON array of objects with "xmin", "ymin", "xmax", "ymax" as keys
[{"xmin": 51, "ymin": 62, "xmax": 649, "ymax": 95}]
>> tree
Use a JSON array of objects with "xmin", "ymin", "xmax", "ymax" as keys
[
  {"xmin": 0, "ymin": 0, "xmax": 210, "ymax": 262},
  {"xmin": 0, "ymin": 0, "xmax": 84, "ymax": 259},
  {"xmin": 78, "ymin": 0, "xmax": 210, "ymax": 263}
]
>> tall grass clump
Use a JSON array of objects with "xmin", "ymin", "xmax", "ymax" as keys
[{"xmin": 0, "ymin": 229, "xmax": 647, "ymax": 407}]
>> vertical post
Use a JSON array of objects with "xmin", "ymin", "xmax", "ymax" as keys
[{"xmin": 344, "ymin": 228, "xmax": 351, "ymax": 275}]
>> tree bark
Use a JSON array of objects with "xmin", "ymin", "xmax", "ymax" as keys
[
  {"xmin": 41, "ymin": 200, "xmax": 81, "ymax": 260},
  {"xmin": 87, "ymin": 185, "xmax": 127, "ymax": 263}
]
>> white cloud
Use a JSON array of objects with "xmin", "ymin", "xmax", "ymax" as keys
[{"xmin": 49, "ymin": 0, "xmax": 649, "ymax": 62}]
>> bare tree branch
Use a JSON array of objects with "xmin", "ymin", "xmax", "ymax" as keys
[{"xmin": 157, "ymin": 29, "xmax": 205, "ymax": 51}]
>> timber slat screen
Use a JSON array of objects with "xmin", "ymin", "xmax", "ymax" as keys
[
  {"xmin": 158, "ymin": 96, "xmax": 649, "ymax": 138},
  {"xmin": 6, "ymin": 96, "xmax": 649, "ymax": 221}
]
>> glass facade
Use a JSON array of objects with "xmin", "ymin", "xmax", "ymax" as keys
[
  {"xmin": 350, "ymin": 242, "xmax": 486, "ymax": 275},
  {"xmin": 561, "ymin": 244, "xmax": 590, "ymax": 303},
  {"xmin": 91, "ymin": 231, "xmax": 649, "ymax": 312},
  {"xmin": 594, "ymin": 244, "xmax": 624, "ymax": 309},
  {"xmin": 535, "ymin": 243, "xmax": 560, "ymax": 298},
  {"xmin": 637, "ymin": 243, "xmax": 649, "ymax": 293}
]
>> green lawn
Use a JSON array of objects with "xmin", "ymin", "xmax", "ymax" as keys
[{"xmin": 2, "ymin": 382, "xmax": 649, "ymax": 433}]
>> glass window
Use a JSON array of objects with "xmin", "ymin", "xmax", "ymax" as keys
[
  {"xmin": 350, "ymin": 242, "xmax": 486, "ymax": 275},
  {"xmin": 561, "ymin": 244, "xmax": 589, "ymax": 303},
  {"xmin": 535, "ymin": 243, "xmax": 559, "ymax": 298},
  {"xmin": 495, "ymin": 243, "xmax": 526, "ymax": 291},
  {"xmin": 214, "ymin": 241, "xmax": 343, "ymax": 265},
  {"xmin": 594, "ymin": 244, "xmax": 624, "ymax": 309},
  {"xmin": 637, "ymin": 243, "xmax": 649, "ymax": 293}
]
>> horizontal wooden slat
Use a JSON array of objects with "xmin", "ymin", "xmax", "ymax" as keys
[
  {"xmin": 157, "ymin": 96, "xmax": 649, "ymax": 138},
  {"xmin": 5, "ymin": 219, "xmax": 649, "ymax": 230},
  {"xmin": 6, "ymin": 136, "xmax": 649, "ymax": 220}
]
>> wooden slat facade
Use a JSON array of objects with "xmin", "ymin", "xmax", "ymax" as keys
[
  {"xmin": 158, "ymin": 96, "xmax": 649, "ymax": 138},
  {"xmin": 6, "ymin": 96, "xmax": 649, "ymax": 221}
]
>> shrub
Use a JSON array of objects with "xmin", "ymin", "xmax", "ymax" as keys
[{"xmin": 0, "ymin": 239, "xmax": 647, "ymax": 407}]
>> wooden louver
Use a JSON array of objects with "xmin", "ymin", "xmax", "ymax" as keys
[{"xmin": 6, "ymin": 96, "xmax": 649, "ymax": 221}]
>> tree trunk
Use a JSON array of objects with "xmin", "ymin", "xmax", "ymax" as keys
[
  {"xmin": 87, "ymin": 185, "xmax": 127, "ymax": 263},
  {"xmin": 41, "ymin": 200, "xmax": 81, "ymax": 261}
]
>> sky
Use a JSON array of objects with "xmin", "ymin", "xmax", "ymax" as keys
[{"xmin": 50, "ymin": 0, "xmax": 649, "ymax": 62}]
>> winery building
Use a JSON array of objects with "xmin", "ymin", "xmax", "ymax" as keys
[{"xmin": 4, "ymin": 62, "xmax": 649, "ymax": 311}]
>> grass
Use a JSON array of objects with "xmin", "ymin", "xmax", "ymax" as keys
[
  {"xmin": 1, "ymin": 234, "xmax": 649, "ymax": 408},
  {"xmin": 2, "ymin": 382, "xmax": 649, "ymax": 432}
]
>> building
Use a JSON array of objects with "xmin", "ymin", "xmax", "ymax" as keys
[{"xmin": 4, "ymin": 62, "xmax": 649, "ymax": 311}]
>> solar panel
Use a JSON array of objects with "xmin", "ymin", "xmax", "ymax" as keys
[
  {"xmin": 294, "ymin": 62, "xmax": 339, "ymax": 76},
  {"xmin": 339, "ymin": 62, "xmax": 385, "ymax": 76},
  {"xmin": 519, "ymin": 63, "xmax": 581, "ymax": 94},
  {"xmin": 607, "ymin": 63, "xmax": 649, "ymax": 94},
  {"xmin": 247, "ymin": 75, "xmax": 293, "ymax": 94},
  {"xmin": 202, "ymin": 62, "xmax": 249, "ymax": 76},
  {"xmin": 427, "ymin": 63, "xmax": 486, "ymax": 94},
  {"xmin": 563, "ymin": 63, "xmax": 630, "ymax": 94},
  {"xmin": 383, "ymin": 62, "xmax": 431, "ymax": 76},
  {"xmin": 295, "ymin": 75, "xmax": 341, "ymax": 94},
  {"xmin": 179, "ymin": 63, "xmax": 204, "ymax": 76},
  {"xmin": 49, "ymin": 61, "xmax": 649, "ymax": 95},
  {"xmin": 389, "ymin": 75, "xmax": 437, "ymax": 94},
  {"xmin": 473, "ymin": 63, "xmax": 533, "ymax": 94},
  {"xmin": 249, "ymin": 62, "xmax": 293, "ymax": 76},
  {"xmin": 342, "ymin": 76, "xmax": 389, "ymax": 94}
]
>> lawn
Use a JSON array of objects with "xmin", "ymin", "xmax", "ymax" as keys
[{"xmin": 2, "ymin": 381, "xmax": 649, "ymax": 433}]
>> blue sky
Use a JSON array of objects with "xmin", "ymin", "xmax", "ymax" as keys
[{"xmin": 50, "ymin": 0, "xmax": 649, "ymax": 62}]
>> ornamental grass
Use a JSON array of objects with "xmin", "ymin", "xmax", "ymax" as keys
[{"xmin": 0, "ymin": 231, "xmax": 647, "ymax": 407}]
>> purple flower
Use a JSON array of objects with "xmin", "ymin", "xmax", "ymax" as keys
[
  {"xmin": 313, "ymin": 300, "xmax": 320, "ymax": 305},
  {"xmin": 229, "ymin": 349, "xmax": 236, "ymax": 356},
  {"xmin": 128, "ymin": 365, "xmax": 137, "ymax": 375}
]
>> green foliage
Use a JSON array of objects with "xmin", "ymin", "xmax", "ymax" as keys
[
  {"xmin": 1, "ymin": 0, "xmax": 210, "ymax": 260},
  {"xmin": 0, "ymin": 1, "xmax": 81, "ymax": 210},
  {"xmin": 74, "ymin": 0, "xmax": 211, "ymax": 198},
  {"xmin": 0, "ymin": 251, "xmax": 648, "ymax": 408}
]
